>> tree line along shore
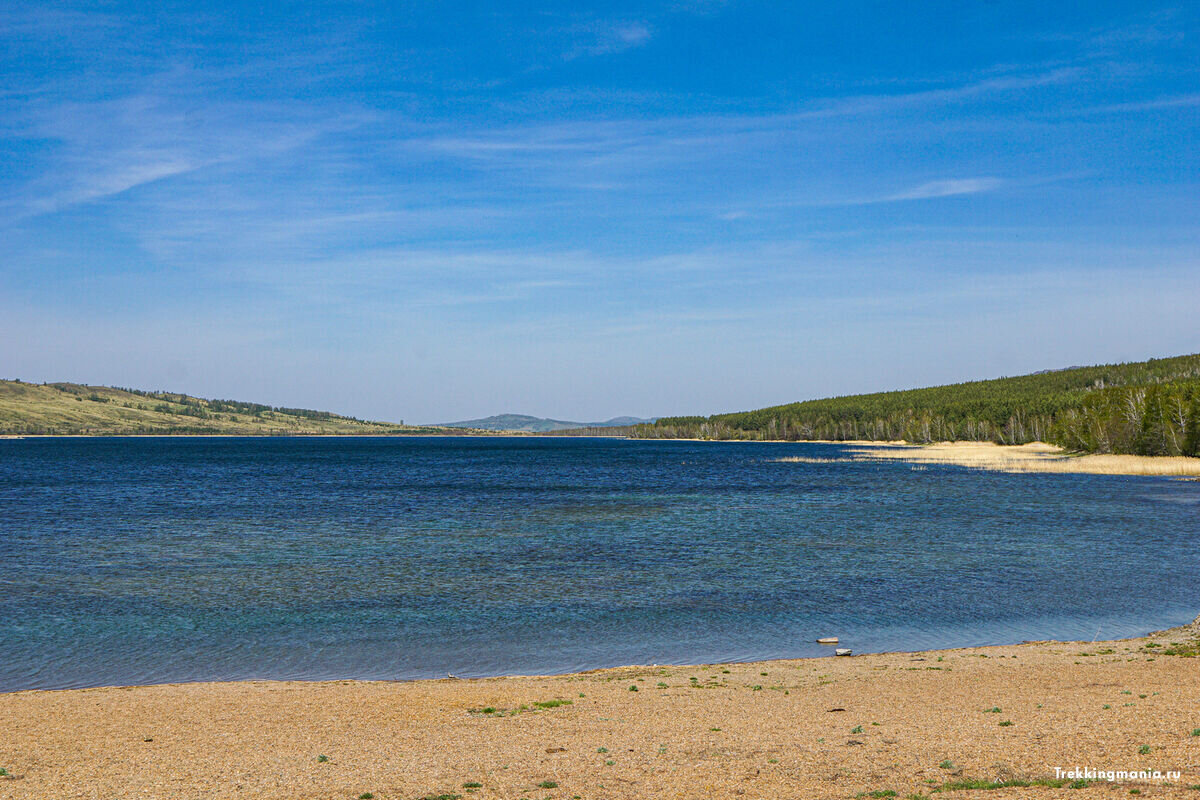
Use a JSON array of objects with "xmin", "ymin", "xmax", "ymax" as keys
[{"xmin": 631, "ymin": 352, "xmax": 1200, "ymax": 457}]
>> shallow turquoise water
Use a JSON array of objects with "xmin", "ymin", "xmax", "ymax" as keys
[{"xmin": 1, "ymin": 436, "xmax": 1196, "ymax": 691}]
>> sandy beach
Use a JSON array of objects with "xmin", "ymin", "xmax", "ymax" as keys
[
  {"xmin": 2, "ymin": 620, "xmax": 1198, "ymax": 800},
  {"xmin": 775, "ymin": 441, "xmax": 1200, "ymax": 477}
]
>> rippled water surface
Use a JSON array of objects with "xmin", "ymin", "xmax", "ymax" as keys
[{"xmin": 1, "ymin": 436, "xmax": 1197, "ymax": 691}]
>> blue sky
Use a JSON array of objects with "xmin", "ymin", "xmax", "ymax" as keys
[{"xmin": 2, "ymin": 1, "xmax": 1197, "ymax": 423}]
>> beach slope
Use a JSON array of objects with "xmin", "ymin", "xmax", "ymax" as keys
[{"xmin": 2, "ymin": 626, "xmax": 1198, "ymax": 799}]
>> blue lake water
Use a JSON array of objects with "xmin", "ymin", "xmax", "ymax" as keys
[{"xmin": 1, "ymin": 436, "xmax": 1197, "ymax": 692}]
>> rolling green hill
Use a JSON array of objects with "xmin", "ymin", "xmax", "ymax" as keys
[
  {"xmin": 0, "ymin": 381, "xmax": 447, "ymax": 436},
  {"xmin": 634, "ymin": 353, "xmax": 1200, "ymax": 456}
]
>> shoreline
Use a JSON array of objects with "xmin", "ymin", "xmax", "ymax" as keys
[
  {"xmin": 3, "ymin": 618, "xmax": 1198, "ymax": 799},
  {"xmin": 8, "ymin": 610, "xmax": 1199, "ymax": 697}
]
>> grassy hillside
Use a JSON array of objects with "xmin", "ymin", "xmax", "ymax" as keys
[
  {"xmin": 0, "ymin": 381, "xmax": 447, "ymax": 436},
  {"xmin": 634, "ymin": 353, "xmax": 1200, "ymax": 456}
]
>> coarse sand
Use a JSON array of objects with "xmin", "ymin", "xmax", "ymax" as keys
[{"xmin": 2, "ymin": 622, "xmax": 1198, "ymax": 800}]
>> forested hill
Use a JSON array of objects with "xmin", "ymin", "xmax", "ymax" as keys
[
  {"xmin": 0, "ymin": 381, "xmax": 445, "ymax": 436},
  {"xmin": 633, "ymin": 353, "xmax": 1200, "ymax": 456}
]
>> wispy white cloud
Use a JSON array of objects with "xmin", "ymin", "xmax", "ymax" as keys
[
  {"xmin": 887, "ymin": 178, "xmax": 1006, "ymax": 201},
  {"xmin": 0, "ymin": 53, "xmax": 1133, "ymax": 230},
  {"xmin": 3, "ymin": 91, "xmax": 363, "ymax": 219},
  {"xmin": 1079, "ymin": 10, "xmax": 1187, "ymax": 50},
  {"xmin": 563, "ymin": 20, "xmax": 653, "ymax": 59},
  {"xmin": 408, "ymin": 65, "xmax": 1085, "ymax": 163},
  {"xmin": 1023, "ymin": 8, "xmax": 1189, "ymax": 51},
  {"xmin": 1070, "ymin": 93, "xmax": 1200, "ymax": 115},
  {"xmin": 21, "ymin": 151, "xmax": 207, "ymax": 216}
]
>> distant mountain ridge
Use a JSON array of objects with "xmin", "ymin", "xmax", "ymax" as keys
[{"xmin": 441, "ymin": 413, "xmax": 655, "ymax": 432}]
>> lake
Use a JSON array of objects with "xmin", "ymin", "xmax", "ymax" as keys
[{"xmin": 1, "ymin": 436, "xmax": 1196, "ymax": 691}]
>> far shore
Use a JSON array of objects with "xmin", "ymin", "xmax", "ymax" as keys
[
  {"xmin": 8, "ymin": 434, "xmax": 1200, "ymax": 478},
  {"xmin": 2, "ymin": 616, "xmax": 1198, "ymax": 800}
]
